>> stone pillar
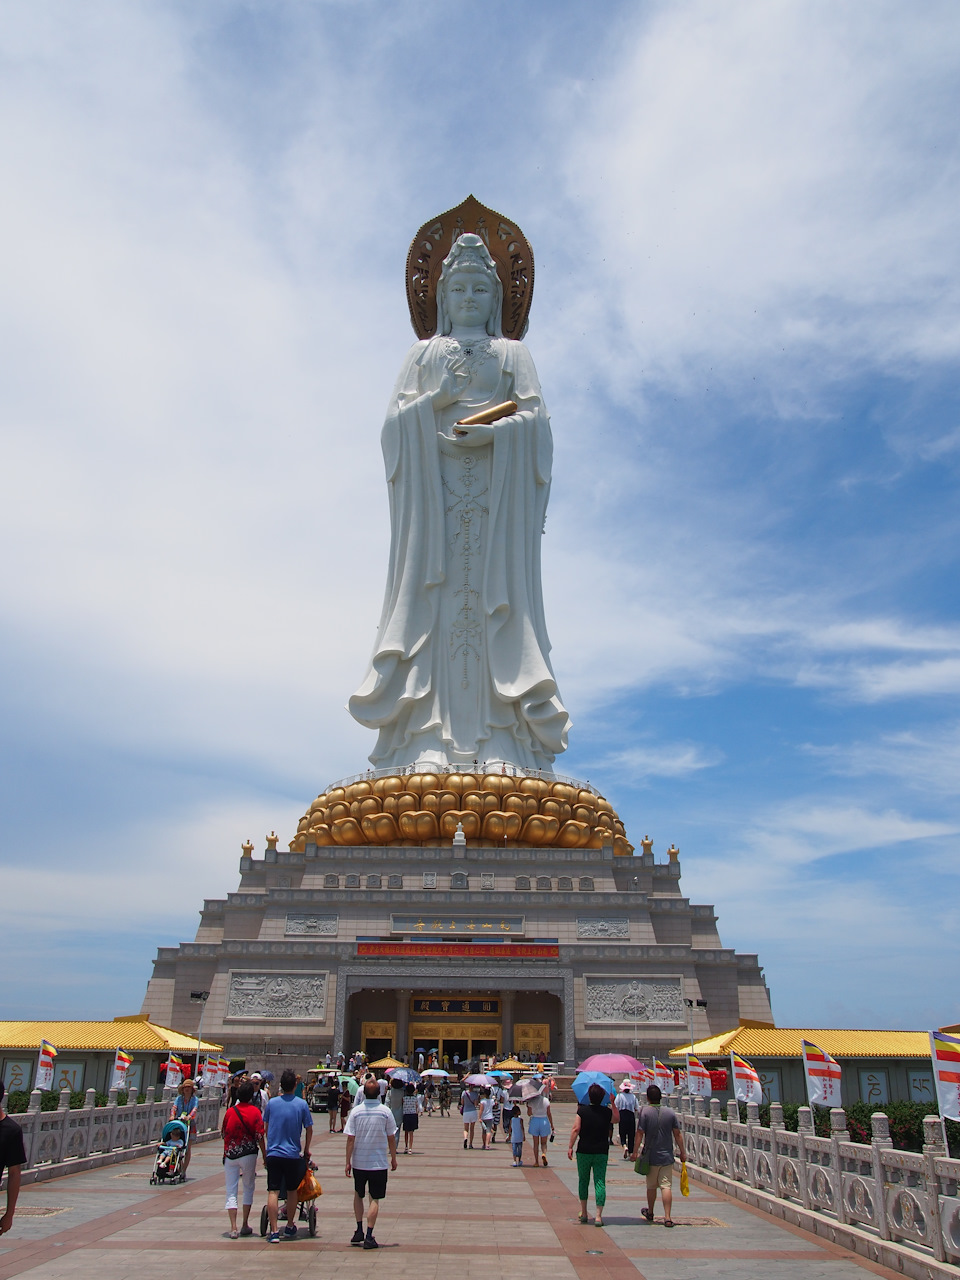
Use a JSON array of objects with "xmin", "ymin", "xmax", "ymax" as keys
[
  {"xmin": 501, "ymin": 991, "xmax": 515, "ymax": 1057},
  {"xmin": 396, "ymin": 989, "xmax": 412, "ymax": 1059}
]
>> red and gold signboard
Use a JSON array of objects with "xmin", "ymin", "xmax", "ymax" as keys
[{"xmin": 357, "ymin": 942, "xmax": 559, "ymax": 959}]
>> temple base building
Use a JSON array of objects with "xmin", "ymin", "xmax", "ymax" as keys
[{"xmin": 141, "ymin": 771, "xmax": 772, "ymax": 1069}]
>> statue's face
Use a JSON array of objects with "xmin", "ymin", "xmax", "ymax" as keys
[{"xmin": 443, "ymin": 269, "xmax": 495, "ymax": 329}]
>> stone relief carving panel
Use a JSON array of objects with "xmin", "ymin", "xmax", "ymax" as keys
[
  {"xmin": 577, "ymin": 918, "xmax": 630, "ymax": 940},
  {"xmin": 285, "ymin": 913, "xmax": 339, "ymax": 936},
  {"xmin": 584, "ymin": 976, "xmax": 684, "ymax": 1024},
  {"xmin": 227, "ymin": 970, "xmax": 327, "ymax": 1021}
]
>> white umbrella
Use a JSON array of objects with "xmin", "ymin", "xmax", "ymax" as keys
[{"xmin": 421, "ymin": 1068, "xmax": 449, "ymax": 1077}]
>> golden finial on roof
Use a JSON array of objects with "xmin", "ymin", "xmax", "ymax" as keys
[
  {"xmin": 266, "ymin": 831, "xmax": 279, "ymax": 850},
  {"xmin": 241, "ymin": 839, "xmax": 254, "ymax": 856},
  {"xmin": 641, "ymin": 834, "xmax": 653, "ymax": 857},
  {"xmin": 667, "ymin": 843, "xmax": 680, "ymax": 862}
]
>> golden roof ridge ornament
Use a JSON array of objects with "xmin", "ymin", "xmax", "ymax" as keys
[{"xmin": 405, "ymin": 195, "xmax": 535, "ymax": 341}]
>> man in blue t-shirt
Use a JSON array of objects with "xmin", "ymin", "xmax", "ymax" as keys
[{"xmin": 263, "ymin": 1070, "xmax": 313, "ymax": 1241}]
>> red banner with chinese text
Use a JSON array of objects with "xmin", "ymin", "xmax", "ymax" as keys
[{"xmin": 357, "ymin": 942, "xmax": 559, "ymax": 959}]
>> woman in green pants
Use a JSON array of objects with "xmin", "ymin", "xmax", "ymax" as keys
[{"xmin": 567, "ymin": 1083, "xmax": 619, "ymax": 1227}]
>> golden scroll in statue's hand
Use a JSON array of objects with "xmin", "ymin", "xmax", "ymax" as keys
[{"xmin": 453, "ymin": 400, "xmax": 518, "ymax": 434}]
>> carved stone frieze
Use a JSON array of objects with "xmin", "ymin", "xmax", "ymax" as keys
[
  {"xmin": 577, "ymin": 917, "xmax": 629, "ymax": 939},
  {"xmin": 227, "ymin": 970, "xmax": 327, "ymax": 1021},
  {"xmin": 583, "ymin": 975, "xmax": 684, "ymax": 1024},
  {"xmin": 284, "ymin": 913, "xmax": 338, "ymax": 936}
]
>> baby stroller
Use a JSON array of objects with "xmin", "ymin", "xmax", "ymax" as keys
[
  {"xmin": 150, "ymin": 1119, "xmax": 189, "ymax": 1184},
  {"xmin": 258, "ymin": 1161, "xmax": 319, "ymax": 1237}
]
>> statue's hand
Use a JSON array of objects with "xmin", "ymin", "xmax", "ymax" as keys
[
  {"xmin": 441, "ymin": 422, "xmax": 495, "ymax": 448},
  {"xmin": 432, "ymin": 369, "xmax": 470, "ymax": 410}
]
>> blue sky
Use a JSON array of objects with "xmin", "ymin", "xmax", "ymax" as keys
[{"xmin": 1, "ymin": 0, "xmax": 958, "ymax": 1031}]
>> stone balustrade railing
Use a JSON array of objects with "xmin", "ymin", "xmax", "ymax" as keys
[
  {"xmin": 674, "ymin": 1093, "xmax": 960, "ymax": 1270},
  {"xmin": 6, "ymin": 1085, "xmax": 221, "ymax": 1182}
]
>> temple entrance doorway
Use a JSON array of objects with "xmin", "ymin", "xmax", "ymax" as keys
[
  {"xmin": 443, "ymin": 1039, "xmax": 467, "ymax": 1066},
  {"xmin": 365, "ymin": 1037, "xmax": 392, "ymax": 1060},
  {"xmin": 471, "ymin": 1038, "xmax": 498, "ymax": 1062}
]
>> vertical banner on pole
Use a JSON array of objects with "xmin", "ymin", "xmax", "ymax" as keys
[
  {"xmin": 686, "ymin": 1055, "xmax": 712, "ymax": 1097},
  {"xmin": 929, "ymin": 1031, "xmax": 960, "ymax": 1121},
  {"xmin": 801, "ymin": 1039, "xmax": 842, "ymax": 1107},
  {"xmin": 35, "ymin": 1040, "xmax": 58, "ymax": 1091},
  {"xmin": 111, "ymin": 1049, "xmax": 133, "ymax": 1090},
  {"xmin": 654, "ymin": 1059, "xmax": 674, "ymax": 1093},
  {"xmin": 165, "ymin": 1054, "xmax": 183, "ymax": 1091},
  {"xmin": 730, "ymin": 1052, "xmax": 763, "ymax": 1105}
]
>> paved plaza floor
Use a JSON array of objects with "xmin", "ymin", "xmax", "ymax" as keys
[{"xmin": 1, "ymin": 1102, "xmax": 904, "ymax": 1280}]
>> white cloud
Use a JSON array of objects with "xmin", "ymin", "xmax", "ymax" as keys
[
  {"xmin": 560, "ymin": 0, "xmax": 960, "ymax": 398},
  {"xmin": 593, "ymin": 742, "xmax": 723, "ymax": 783}
]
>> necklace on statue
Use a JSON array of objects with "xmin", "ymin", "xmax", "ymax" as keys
[{"xmin": 443, "ymin": 335, "xmax": 494, "ymax": 378}]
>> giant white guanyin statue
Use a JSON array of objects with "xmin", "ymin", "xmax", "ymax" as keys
[{"xmin": 349, "ymin": 202, "xmax": 571, "ymax": 773}]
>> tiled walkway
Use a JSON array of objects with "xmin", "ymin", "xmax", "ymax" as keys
[{"xmin": 1, "ymin": 1103, "xmax": 902, "ymax": 1280}]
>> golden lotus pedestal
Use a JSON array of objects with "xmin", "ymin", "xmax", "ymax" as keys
[{"xmin": 292, "ymin": 771, "xmax": 634, "ymax": 856}]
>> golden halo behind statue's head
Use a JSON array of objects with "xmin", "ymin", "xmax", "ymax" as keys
[{"xmin": 406, "ymin": 195, "xmax": 535, "ymax": 342}]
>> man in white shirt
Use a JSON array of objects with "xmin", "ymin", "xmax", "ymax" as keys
[{"xmin": 344, "ymin": 1078, "xmax": 398, "ymax": 1250}]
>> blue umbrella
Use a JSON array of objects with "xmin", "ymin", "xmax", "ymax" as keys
[
  {"xmin": 388, "ymin": 1067, "xmax": 421, "ymax": 1084},
  {"xmin": 571, "ymin": 1070, "xmax": 615, "ymax": 1104}
]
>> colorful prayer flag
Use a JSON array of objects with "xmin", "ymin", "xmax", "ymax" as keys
[
  {"xmin": 801, "ymin": 1039, "xmax": 842, "ymax": 1107},
  {"xmin": 110, "ymin": 1048, "xmax": 133, "ymax": 1090},
  {"xmin": 654, "ymin": 1059, "xmax": 674, "ymax": 1092},
  {"xmin": 35, "ymin": 1039, "xmax": 58, "ymax": 1091},
  {"xmin": 730, "ymin": 1052, "xmax": 762, "ymax": 1105},
  {"xmin": 164, "ymin": 1053, "xmax": 183, "ymax": 1091},
  {"xmin": 686, "ymin": 1055, "xmax": 712, "ymax": 1097},
  {"xmin": 930, "ymin": 1031, "xmax": 960, "ymax": 1122}
]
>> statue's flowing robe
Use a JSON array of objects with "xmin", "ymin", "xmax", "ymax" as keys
[{"xmin": 349, "ymin": 335, "xmax": 570, "ymax": 770}]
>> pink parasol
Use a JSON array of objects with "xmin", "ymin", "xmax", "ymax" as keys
[{"xmin": 577, "ymin": 1053, "xmax": 647, "ymax": 1074}]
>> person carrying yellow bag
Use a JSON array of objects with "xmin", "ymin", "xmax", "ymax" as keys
[{"xmin": 631, "ymin": 1084, "xmax": 687, "ymax": 1228}]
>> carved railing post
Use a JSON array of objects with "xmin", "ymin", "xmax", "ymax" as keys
[
  {"xmin": 707, "ymin": 1096, "xmax": 722, "ymax": 1168},
  {"xmin": 870, "ymin": 1113, "xmax": 892, "ymax": 1241},
  {"xmin": 746, "ymin": 1100, "xmax": 759, "ymax": 1187},
  {"xmin": 830, "ymin": 1108, "xmax": 849, "ymax": 1225},
  {"xmin": 922, "ymin": 1117, "xmax": 947, "ymax": 1263},
  {"xmin": 58, "ymin": 1087, "xmax": 71, "ymax": 1111},
  {"xmin": 797, "ymin": 1106, "xmax": 813, "ymax": 1209},
  {"xmin": 27, "ymin": 1088, "xmax": 42, "ymax": 1114}
]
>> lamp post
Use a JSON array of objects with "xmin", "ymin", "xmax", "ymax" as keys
[
  {"xmin": 190, "ymin": 990, "xmax": 210, "ymax": 1083},
  {"xmin": 684, "ymin": 998, "xmax": 708, "ymax": 1088}
]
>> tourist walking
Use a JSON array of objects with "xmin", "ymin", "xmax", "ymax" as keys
[
  {"xmin": 344, "ymin": 1077, "xmax": 398, "ymax": 1250},
  {"xmin": 338, "ymin": 1082, "xmax": 352, "ymax": 1130},
  {"xmin": 401, "ymin": 1083, "xmax": 421, "ymax": 1152},
  {"xmin": 526, "ymin": 1083, "xmax": 555, "ymax": 1166},
  {"xmin": 169, "ymin": 1078, "xmax": 198, "ymax": 1173},
  {"xmin": 263, "ymin": 1069, "xmax": 313, "ymax": 1242},
  {"xmin": 387, "ymin": 1077, "xmax": 405, "ymax": 1136},
  {"xmin": 478, "ymin": 1087, "xmax": 495, "ymax": 1149},
  {"xmin": 438, "ymin": 1079, "xmax": 452, "ymax": 1116},
  {"xmin": 490, "ymin": 1082, "xmax": 502, "ymax": 1141},
  {"xmin": 326, "ymin": 1075, "xmax": 340, "ymax": 1131},
  {"xmin": 614, "ymin": 1080, "xmax": 638, "ymax": 1158},
  {"xmin": 221, "ymin": 1079, "xmax": 265, "ymax": 1238},
  {"xmin": 632, "ymin": 1085, "xmax": 686, "ymax": 1228},
  {"xmin": 510, "ymin": 1109, "xmax": 525, "ymax": 1166},
  {"xmin": 0, "ymin": 1082, "xmax": 26, "ymax": 1237},
  {"xmin": 460, "ymin": 1084, "xmax": 479, "ymax": 1148},
  {"xmin": 568, "ymin": 1082, "xmax": 617, "ymax": 1227}
]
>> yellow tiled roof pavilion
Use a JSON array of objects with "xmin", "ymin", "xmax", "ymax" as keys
[
  {"xmin": 0, "ymin": 1017, "xmax": 221, "ymax": 1054},
  {"xmin": 670, "ymin": 1022, "xmax": 931, "ymax": 1060}
]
